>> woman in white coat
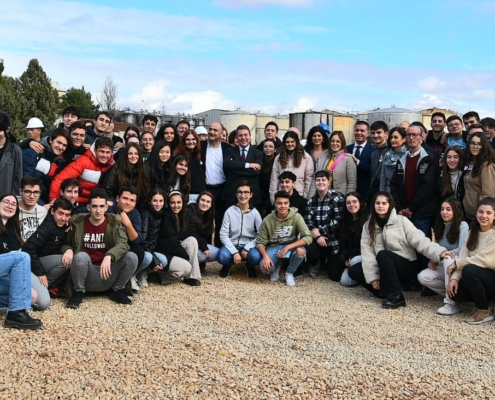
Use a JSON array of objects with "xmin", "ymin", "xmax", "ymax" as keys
[{"xmin": 358, "ymin": 191, "xmax": 451, "ymax": 309}]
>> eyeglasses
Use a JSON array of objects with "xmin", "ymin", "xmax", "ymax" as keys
[
  {"xmin": 1, "ymin": 200, "xmax": 17, "ymax": 207},
  {"xmin": 236, "ymin": 191, "xmax": 251, "ymax": 195},
  {"xmin": 470, "ymin": 142, "xmax": 483, "ymax": 148},
  {"xmin": 406, "ymin": 133, "xmax": 421, "ymax": 137},
  {"xmin": 22, "ymin": 190, "xmax": 41, "ymax": 197}
]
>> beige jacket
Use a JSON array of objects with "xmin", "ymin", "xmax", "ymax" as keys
[
  {"xmin": 308, "ymin": 150, "xmax": 357, "ymax": 198},
  {"xmin": 462, "ymin": 162, "xmax": 495, "ymax": 221},
  {"xmin": 451, "ymin": 228, "xmax": 495, "ymax": 281},
  {"xmin": 361, "ymin": 209, "xmax": 446, "ymax": 284}
]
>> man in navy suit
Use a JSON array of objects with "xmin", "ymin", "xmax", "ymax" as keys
[
  {"xmin": 345, "ymin": 121, "xmax": 375, "ymax": 200},
  {"xmin": 223, "ymin": 125, "xmax": 263, "ymax": 207}
]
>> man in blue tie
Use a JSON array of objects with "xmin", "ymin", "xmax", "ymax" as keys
[
  {"xmin": 223, "ymin": 125, "xmax": 264, "ymax": 208},
  {"xmin": 345, "ymin": 121, "xmax": 376, "ymax": 200}
]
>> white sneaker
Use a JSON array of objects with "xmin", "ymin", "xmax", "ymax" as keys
[
  {"xmin": 285, "ymin": 273, "xmax": 296, "ymax": 287},
  {"xmin": 437, "ymin": 304, "xmax": 460, "ymax": 315},
  {"xmin": 270, "ymin": 265, "xmax": 281, "ymax": 282},
  {"xmin": 137, "ymin": 271, "xmax": 148, "ymax": 287},
  {"xmin": 130, "ymin": 276, "xmax": 139, "ymax": 293}
]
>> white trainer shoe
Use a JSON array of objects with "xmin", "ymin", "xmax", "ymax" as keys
[
  {"xmin": 285, "ymin": 273, "xmax": 296, "ymax": 287},
  {"xmin": 437, "ymin": 304, "xmax": 460, "ymax": 315}
]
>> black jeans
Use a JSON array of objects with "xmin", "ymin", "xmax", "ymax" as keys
[
  {"xmin": 451, "ymin": 264, "xmax": 495, "ymax": 310},
  {"xmin": 348, "ymin": 262, "xmax": 381, "ymax": 298},
  {"xmin": 206, "ymin": 184, "xmax": 225, "ymax": 247},
  {"xmin": 376, "ymin": 250, "xmax": 419, "ymax": 298}
]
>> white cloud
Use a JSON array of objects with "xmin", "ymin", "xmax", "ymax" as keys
[
  {"xmin": 128, "ymin": 80, "xmax": 171, "ymax": 110},
  {"xmin": 418, "ymin": 76, "xmax": 446, "ymax": 92},
  {"xmin": 170, "ymin": 91, "xmax": 236, "ymax": 114}
]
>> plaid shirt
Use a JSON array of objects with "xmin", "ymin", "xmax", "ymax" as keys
[{"xmin": 304, "ymin": 189, "xmax": 345, "ymax": 254}]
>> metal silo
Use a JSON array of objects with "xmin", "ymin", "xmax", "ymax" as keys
[
  {"xmin": 254, "ymin": 114, "xmax": 275, "ymax": 145},
  {"xmin": 275, "ymin": 115, "xmax": 289, "ymax": 139},
  {"xmin": 289, "ymin": 112, "xmax": 333, "ymax": 138},
  {"xmin": 420, "ymin": 108, "xmax": 459, "ymax": 131},
  {"xmin": 333, "ymin": 115, "xmax": 357, "ymax": 146},
  {"xmin": 220, "ymin": 111, "xmax": 257, "ymax": 138},
  {"xmin": 368, "ymin": 107, "xmax": 422, "ymax": 128}
]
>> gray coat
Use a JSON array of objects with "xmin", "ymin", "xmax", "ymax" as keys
[{"xmin": 0, "ymin": 141, "xmax": 22, "ymax": 195}]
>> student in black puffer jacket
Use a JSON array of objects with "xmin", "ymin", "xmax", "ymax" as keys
[{"xmin": 23, "ymin": 198, "xmax": 73, "ymax": 310}]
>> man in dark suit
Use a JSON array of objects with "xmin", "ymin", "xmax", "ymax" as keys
[
  {"xmin": 223, "ymin": 125, "xmax": 263, "ymax": 207},
  {"xmin": 345, "ymin": 121, "xmax": 375, "ymax": 200},
  {"xmin": 200, "ymin": 122, "xmax": 231, "ymax": 247}
]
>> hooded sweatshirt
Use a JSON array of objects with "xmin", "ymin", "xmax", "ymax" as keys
[
  {"xmin": 220, "ymin": 205, "xmax": 262, "ymax": 255},
  {"xmin": 256, "ymin": 207, "xmax": 312, "ymax": 248}
]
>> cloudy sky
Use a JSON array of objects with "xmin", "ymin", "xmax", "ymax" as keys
[{"xmin": 2, "ymin": 0, "xmax": 494, "ymax": 117}]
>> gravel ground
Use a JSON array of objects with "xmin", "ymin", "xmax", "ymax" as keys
[{"xmin": 1, "ymin": 262, "xmax": 495, "ymax": 399}]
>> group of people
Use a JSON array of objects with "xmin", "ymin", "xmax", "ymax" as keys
[{"xmin": 0, "ymin": 106, "xmax": 495, "ymax": 331}]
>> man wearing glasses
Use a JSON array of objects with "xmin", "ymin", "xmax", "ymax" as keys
[
  {"xmin": 18, "ymin": 175, "xmax": 48, "ymax": 241},
  {"xmin": 390, "ymin": 124, "xmax": 440, "ymax": 238}
]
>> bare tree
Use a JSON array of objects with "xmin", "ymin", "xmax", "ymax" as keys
[{"xmin": 97, "ymin": 75, "xmax": 117, "ymax": 112}]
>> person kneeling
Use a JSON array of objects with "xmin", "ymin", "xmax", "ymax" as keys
[
  {"xmin": 257, "ymin": 190, "xmax": 313, "ymax": 286},
  {"xmin": 217, "ymin": 181, "xmax": 262, "ymax": 278},
  {"xmin": 62, "ymin": 189, "xmax": 137, "ymax": 308}
]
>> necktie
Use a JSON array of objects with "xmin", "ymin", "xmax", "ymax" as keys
[
  {"xmin": 355, "ymin": 145, "xmax": 362, "ymax": 158},
  {"xmin": 241, "ymin": 148, "xmax": 246, "ymax": 162}
]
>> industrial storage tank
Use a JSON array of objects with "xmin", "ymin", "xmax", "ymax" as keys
[
  {"xmin": 289, "ymin": 112, "xmax": 333, "ymax": 138},
  {"xmin": 333, "ymin": 115, "xmax": 357, "ymax": 146},
  {"xmin": 220, "ymin": 111, "xmax": 257, "ymax": 143},
  {"xmin": 275, "ymin": 115, "xmax": 289, "ymax": 138},
  {"xmin": 123, "ymin": 110, "xmax": 136, "ymax": 125},
  {"xmin": 255, "ymin": 113, "xmax": 276, "ymax": 145},
  {"xmin": 368, "ymin": 107, "xmax": 422, "ymax": 128}
]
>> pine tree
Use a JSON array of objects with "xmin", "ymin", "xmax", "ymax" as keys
[
  {"xmin": 59, "ymin": 86, "xmax": 100, "ymax": 119},
  {"xmin": 15, "ymin": 58, "xmax": 59, "ymax": 130}
]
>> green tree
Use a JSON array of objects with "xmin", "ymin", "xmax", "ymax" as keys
[
  {"xmin": 15, "ymin": 58, "xmax": 59, "ymax": 130},
  {"xmin": 0, "ymin": 59, "xmax": 30, "ymax": 140},
  {"xmin": 59, "ymin": 86, "xmax": 100, "ymax": 119}
]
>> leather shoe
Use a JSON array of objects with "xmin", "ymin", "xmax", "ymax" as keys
[
  {"xmin": 382, "ymin": 293, "xmax": 406, "ymax": 309},
  {"xmin": 4, "ymin": 310, "xmax": 43, "ymax": 330},
  {"xmin": 183, "ymin": 278, "xmax": 201, "ymax": 286}
]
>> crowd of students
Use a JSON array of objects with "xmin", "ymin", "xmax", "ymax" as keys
[{"xmin": 1, "ymin": 107, "xmax": 495, "ymax": 331}]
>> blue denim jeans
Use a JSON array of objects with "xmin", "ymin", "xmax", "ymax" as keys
[
  {"xmin": 217, "ymin": 245, "xmax": 262, "ymax": 269},
  {"xmin": 260, "ymin": 245, "xmax": 305, "ymax": 275},
  {"xmin": 0, "ymin": 252, "xmax": 32, "ymax": 311},
  {"xmin": 134, "ymin": 251, "xmax": 153, "ymax": 276},
  {"xmin": 197, "ymin": 244, "xmax": 219, "ymax": 263}
]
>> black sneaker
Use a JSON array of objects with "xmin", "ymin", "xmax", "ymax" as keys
[
  {"xmin": 245, "ymin": 264, "xmax": 257, "ymax": 278},
  {"xmin": 199, "ymin": 262, "xmax": 207, "ymax": 274},
  {"xmin": 109, "ymin": 289, "xmax": 132, "ymax": 305},
  {"xmin": 4, "ymin": 310, "xmax": 43, "ymax": 330},
  {"xmin": 66, "ymin": 291, "xmax": 84, "ymax": 309},
  {"xmin": 219, "ymin": 266, "xmax": 230, "ymax": 278},
  {"xmin": 420, "ymin": 287, "xmax": 438, "ymax": 297},
  {"xmin": 183, "ymin": 278, "xmax": 201, "ymax": 286}
]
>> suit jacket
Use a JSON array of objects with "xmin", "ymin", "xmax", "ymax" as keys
[
  {"xmin": 200, "ymin": 140, "xmax": 231, "ymax": 163},
  {"xmin": 223, "ymin": 145, "xmax": 263, "ymax": 207},
  {"xmin": 345, "ymin": 142, "xmax": 376, "ymax": 199}
]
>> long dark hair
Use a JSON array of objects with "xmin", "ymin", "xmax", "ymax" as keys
[
  {"xmin": 156, "ymin": 123, "xmax": 180, "ymax": 151},
  {"xmin": 465, "ymin": 133, "xmax": 495, "ymax": 178},
  {"xmin": 441, "ymin": 146, "xmax": 465, "ymax": 197},
  {"xmin": 113, "ymin": 143, "xmax": 150, "ymax": 197},
  {"xmin": 368, "ymin": 191, "xmax": 395, "ymax": 246},
  {"xmin": 341, "ymin": 192, "xmax": 368, "ymax": 243},
  {"xmin": 328, "ymin": 130, "xmax": 346, "ymax": 155},
  {"xmin": 279, "ymin": 131, "xmax": 305, "ymax": 168},
  {"xmin": 195, "ymin": 191, "xmax": 215, "ymax": 236},
  {"xmin": 0, "ymin": 193, "xmax": 23, "ymax": 247},
  {"xmin": 433, "ymin": 197, "xmax": 464, "ymax": 245},
  {"xmin": 304, "ymin": 126, "xmax": 328, "ymax": 153},
  {"xmin": 168, "ymin": 191, "xmax": 187, "ymax": 234},
  {"xmin": 146, "ymin": 140, "xmax": 172, "ymax": 187},
  {"xmin": 174, "ymin": 130, "xmax": 202, "ymax": 162},
  {"xmin": 170, "ymin": 155, "xmax": 191, "ymax": 201},
  {"xmin": 466, "ymin": 197, "xmax": 495, "ymax": 251}
]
